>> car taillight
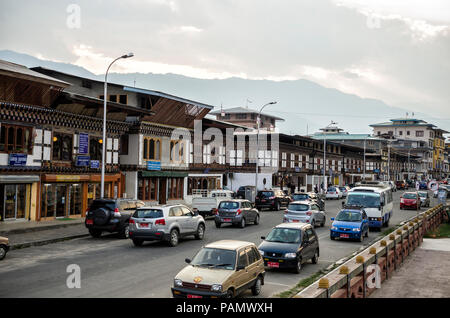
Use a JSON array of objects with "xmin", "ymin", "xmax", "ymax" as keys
[
  {"xmin": 400, "ymin": 198, "xmax": 404, "ymax": 203},
  {"xmin": 236, "ymin": 209, "xmax": 242, "ymax": 215},
  {"xmin": 306, "ymin": 211, "xmax": 312, "ymax": 216},
  {"xmin": 113, "ymin": 208, "xmax": 121, "ymax": 217},
  {"xmin": 269, "ymin": 196, "xmax": 275, "ymax": 200},
  {"xmin": 129, "ymin": 218, "xmax": 135, "ymax": 224},
  {"xmin": 155, "ymin": 219, "xmax": 166, "ymax": 226}
]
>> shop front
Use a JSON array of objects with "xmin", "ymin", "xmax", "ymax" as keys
[
  {"xmin": 0, "ymin": 175, "xmax": 39, "ymax": 221},
  {"xmin": 138, "ymin": 171, "xmax": 187, "ymax": 204},
  {"xmin": 39, "ymin": 173, "xmax": 122, "ymax": 220}
]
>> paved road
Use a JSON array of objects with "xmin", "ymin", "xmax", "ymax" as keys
[{"xmin": 0, "ymin": 190, "xmax": 433, "ymax": 298}]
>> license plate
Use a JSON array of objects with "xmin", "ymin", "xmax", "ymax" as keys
[
  {"xmin": 340, "ymin": 234, "xmax": 349, "ymax": 238},
  {"xmin": 188, "ymin": 295, "xmax": 202, "ymax": 299},
  {"xmin": 86, "ymin": 219, "xmax": 93, "ymax": 225},
  {"xmin": 292, "ymin": 219, "xmax": 300, "ymax": 223},
  {"xmin": 261, "ymin": 199, "xmax": 266, "ymax": 202},
  {"xmin": 223, "ymin": 218, "xmax": 232, "ymax": 222},
  {"xmin": 268, "ymin": 262, "xmax": 279, "ymax": 268},
  {"xmin": 139, "ymin": 223, "xmax": 149, "ymax": 228}
]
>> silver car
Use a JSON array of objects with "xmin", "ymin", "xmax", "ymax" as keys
[
  {"xmin": 129, "ymin": 204, "xmax": 206, "ymax": 247},
  {"xmin": 283, "ymin": 201, "xmax": 326, "ymax": 228},
  {"xmin": 215, "ymin": 199, "xmax": 260, "ymax": 228}
]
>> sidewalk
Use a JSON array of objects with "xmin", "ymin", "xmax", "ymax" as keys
[
  {"xmin": 370, "ymin": 238, "xmax": 450, "ymax": 298},
  {"xmin": 0, "ymin": 218, "xmax": 88, "ymax": 250}
]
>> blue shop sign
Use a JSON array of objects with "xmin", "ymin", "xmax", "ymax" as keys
[
  {"xmin": 76, "ymin": 155, "xmax": 90, "ymax": 167},
  {"xmin": 78, "ymin": 133, "xmax": 89, "ymax": 154},
  {"xmin": 90, "ymin": 160, "xmax": 100, "ymax": 169},
  {"xmin": 147, "ymin": 161, "xmax": 161, "ymax": 171},
  {"xmin": 9, "ymin": 154, "xmax": 27, "ymax": 166}
]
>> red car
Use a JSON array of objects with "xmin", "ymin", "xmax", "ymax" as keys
[{"xmin": 400, "ymin": 192, "xmax": 421, "ymax": 210}]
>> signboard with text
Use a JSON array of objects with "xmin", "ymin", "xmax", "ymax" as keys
[
  {"xmin": 78, "ymin": 133, "xmax": 89, "ymax": 155},
  {"xmin": 75, "ymin": 155, "xmax": 90, "ymax": 167},
  {"xmin": 90, "ymin": 160, "xmax": 100, "ymax": 169},
  {"xmin": 9, "ymin": 154, "xmax": 27, "ymax": 166},
  {"xmin": 147, "ymin": 161, "xmax": 161, "ymax": 171}
]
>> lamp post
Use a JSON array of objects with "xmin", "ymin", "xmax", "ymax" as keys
[
  {"xmin": 387, "ymin": 142, "xmax": 391, "ymax": 181},
  {"xmin": 363, "ymin": 138, "xmax": 366, "ymax": 181},
  {"xmin": 101, "ymin": 53, "xmax": 134, "ymax": 199},
  {"xmin": 255, "ymin": 101, "xmax": 277, "ymax": 193}
]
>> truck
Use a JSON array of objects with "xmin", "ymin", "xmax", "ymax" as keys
[{"xmin": 191, "ymin": 190, "xmax": 235, "ymax": 217}]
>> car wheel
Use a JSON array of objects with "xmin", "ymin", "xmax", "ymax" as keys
[
  {"xmin": 168, "ymin": 229, "xmax": 179, "ymax": 247},
  {"xmin": 215, "ymin": 222, "xmax": 221, "ymax": 228},
  {"xmin": 293, "ymin": 257, "xmax": 302, "ymax": 274},
  {"xmin": 88, "ymin": 229, "xmax": 102, "ymax": 238},
  {"xmin": 226, "ymin": 289, "xmax": 235, "ymax": 298},
  {"xmin": 118, "ymin": 225, "xmax": 130, "ymax": 239},
  {"xmin": 275, "ymin": 202, "xmax": 280, "ymax": 211},
  {"xmin": 0, "ymin": 245, "xmax": 7, "ymax": 260},
  {"xmin": 254, "ymin": 215, "xmax": 260, "ymax": 225},
  {"xmin": 132, "ymin": 239, "xmax": 143, "ymax": 247},
  {"xmin": 251, "ymin": 276, "xmax": 263, "ymax": 296},
  {"xmin": 365, "ymin": 229, "xmax": 369, "ymax": 238},
  {"xmin": 311, "ymin": 249, "xmax": 319, "ymax": 264},
  {"xmin": 311, "ymin": 220, "xmax": 316, "ymax": 228},
  {"xmin": 321, "ymin": 218, "xmax": 325, "ymax": 227},
  {"xmin": 240, "ymin": 218, "xmax": 246, "ymax": 228},
  {"xmin": 195, "ymin": 224, "xmax": 205, "ymax": 240},
  {"xmin": 330, "ymin": 235, "xmax": 335, "ymax": 240}
]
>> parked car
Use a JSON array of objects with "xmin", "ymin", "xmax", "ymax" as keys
[
  {"xmin": 339, "ymin": 186, "xmax": 350, "ymax": 198},
  {"xmin": 388, "ymin": 181, "xmax": 397, "ymax": 192},
  {"xmin": 330, "ymin": 208, "xmax": 369, "ymax": 242},
  {"xmin": 255, "ymin": 189, "xmax": 291, "ymax": 211},
  {"xmin": 419, "ymin": 182, "xmax": 428, "ymax": 190},
  {"xmin": 418, "ymin": 191, "xmax": 430, "ymax": 208},
  {"xmin": 400, "ymin": 192, "xmax": 421, "ymax": 210},
  {"xmin": 172, "ymin": 240, "xmax": 265, "ymax": 298},
  {"xmin": 291, "ymin": 192, "xmax": 325, "ymax": 211},
  {"xmin": 395, "ymin": 180, "xmax": 407, "ymax": 190},
  {"xmin": 0, "ymin": 236, "xmax": 10, "ymax": 261},
  {"xmin": 325, "ymin": 186, "xmax": 342, "ymax": 200},
  {"xmin": 258, "ymin": 223, "xmax": 319, "ymax": 273},
  {"xmin": 192, "ymin": 190, "xmax": 235, "ymax": 217},
  {"xmin": 236, "ymin": 185, "xmax": 256, "ymax": 201},
  {"xmin": 129, "ymin": 204, "xmax": 206, "ymax": 247},
  {"xmin": 85, "ymin": 199, "xmax": 145, "ymax": 238},
  {"xmin": 215, "ymin": 199, "xmax": 260, "ymax": 228},
  {"xmin": 283, "ymin": 201, "xmax": 326, "ymax": 228}
]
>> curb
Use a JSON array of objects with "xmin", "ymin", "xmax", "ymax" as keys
[
  {"xmin": 10, "ymin": 233, "xmax": 90, "ymax": 250},
  {"xmin": 0, "ymin": 221, "xmax": 84, "ymax": 236}
]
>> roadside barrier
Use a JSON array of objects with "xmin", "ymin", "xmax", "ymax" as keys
[{"xmin": 294, "ymin": 204, "xmax": 448, "ymax": 298}]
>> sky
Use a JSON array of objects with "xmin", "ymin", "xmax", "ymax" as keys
[{"xmin": 0, "ymin": 0, "xmax": 449, "ymax": 120}]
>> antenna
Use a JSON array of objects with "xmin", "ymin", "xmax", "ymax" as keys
[
  {"xmin": 220, "ymin": 103, "xmax": 225, "ymax": 117},
  {"xmin": 246, "ymin": 98, "xmax": 252, "ymax": 108}
]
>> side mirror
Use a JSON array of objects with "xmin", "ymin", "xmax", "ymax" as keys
[
  {"xmin": 261, "ymin": 236, "xmax": 266, "ymax": 240},
  {"xmin": 331, "ymin": 217, "xmax": 335, "ymax": 221},
  {"xmin": 185, "ymin": 258, "xmax": 191, "ymax": 264}
]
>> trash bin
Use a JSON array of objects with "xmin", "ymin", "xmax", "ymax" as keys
[{"xmin": 244, "ymin": 186, "xmax": 256, "ymax": 202}]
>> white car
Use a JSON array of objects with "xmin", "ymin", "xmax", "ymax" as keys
[
  {"xmin": 283, "ymin": 201, "xmax": 326, "ymax": 228},
  {"xmin": 326, "ymin": 186, "xmax": 342, "ymax": 200}
]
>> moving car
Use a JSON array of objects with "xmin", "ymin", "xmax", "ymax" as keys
[
  {"xmin": 400, "ymin": 192, "xmax": 421, "ymax": 210},
  {"xmin": 258, "ymin": 223, "xmax": 319, "ymax": 273},
  {"xmin": 330, "ymin": 208, "xmax": 369, "ymax": 242},
  {"xmin": 418, "ymin": 191, "xmax": 430, "ymax": 208},
  {"xmin": 215, "ymin": 199, "xmax": 260, "ymax": 228},
  {"xmin": 0, "ymin": 236, "xmax": 9, "ymax": 261},
  {"xmin": 419, "ymin": 182, "xmax": 428, "ymax": 190},
  {"xmin": 192, "ymin": 190, "xmax": 234, "ymax": 217},
  {"xmin": 395, "ymin": 180, "xmax": 408, "ymax": 190},
  {"xmin": 283, "ymin": 201, "xmax": 326, "ymax": 228},
  {"xmin": 172, "ymin": 240, "xmax": 265, "ymax": 298},
  {"xmin": 291, "ymin": 192, "xmax": 325, "ymax": 211},
  {"xmin": 339, "ymin": 186, "xmax": 350, "ymax": 198},
  {"xmin": 129, "ymin": 204, "xmax": 206, "ymax": 247},
  {"xmin": 85, "ymin": 199, "xmax": 145, "ymax": 238},
  {"xmin": 325, "ymin": 186, "xmax": 342, "ymax": 200},
  {"xmin": 255, "ymin": 189, "xmax": 291, "ymax": 211}
]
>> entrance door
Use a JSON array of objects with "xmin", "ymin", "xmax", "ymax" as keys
[
  {"xmin": 3, "ymin": 185, "xmax": 16, "ymax": 219},
  {"xmin": 69, "ymin": 184, "xmax": 82, "ymax": 216},
  {"xmin": 159, "ymin": 178, "xmax": 167, "ymax": 204},
  {"xmin": 56, "ymin": 184, "xmax": 68, "ymax": 218}
]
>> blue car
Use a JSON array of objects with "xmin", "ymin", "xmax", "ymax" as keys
[
  {"xmin": 330, "ymin": 209, "xmax": 369, "ymax": 242},
  {"xmin": 419, "ymin": 182, "xmax": 428, "ymax": 190}
]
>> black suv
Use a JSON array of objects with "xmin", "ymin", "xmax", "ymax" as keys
[
  {"xmin": 85, "ymin": 199, "xmax": 145, "ymax": 238},
  {"xmin": 255, "ymin": 190, "xmax": 291, "ymax": 211}
]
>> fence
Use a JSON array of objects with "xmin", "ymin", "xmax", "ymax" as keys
[{"xmin": 294, "ymin": 203, "xmax": 450, "ymax": 298}]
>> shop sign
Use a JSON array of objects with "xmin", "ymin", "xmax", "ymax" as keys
[
  {"xmin": 56, "ymin": 175, "xmax": 81, "ymax": 182},
  {"xmin": 76, "ymin": 155, "xmax": 90, "ymax": 167},
  {"xmin": 90, "ymin": 160, "xmax": 100, "ymax": 169},
  {"xmin": 147, "ymin": 161, "xmax": 161, "ymax": 171},
  {"xmin": 295, "ymin": 167, "xmax": 301, "ymax": 172},
  {"xmin": 9, "ymin": 154, "xmax": 27, "ymax": 166},
  {"xmin": 79, "ymin": 133, "xmax": 89, "ymax": 155}
]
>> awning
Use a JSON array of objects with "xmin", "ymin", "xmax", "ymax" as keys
[
  {"xmin": 140, "ymin": 171, "xmax": 188, "ymax": 178},
  {"xmin": 0, "ymin": 175, "xmax": 40, "ymax": 183}
]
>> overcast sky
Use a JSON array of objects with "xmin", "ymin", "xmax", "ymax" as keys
[{"xmin": 1, "ymin": 0, "xmax": 449, "ymax": 119}]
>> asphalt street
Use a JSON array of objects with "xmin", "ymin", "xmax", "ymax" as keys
[{"xmin": 0, "ymin": 190, "xmax": 433, "ymax": 298}]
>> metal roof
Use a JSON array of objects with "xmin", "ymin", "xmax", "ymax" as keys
[
  {"xmin": 209, "ymin": 106, "xmax": 285, "ymax": 121},
  {"xmin": 310, "ymin": 133, "xmax": 382, "ymax": 141}
]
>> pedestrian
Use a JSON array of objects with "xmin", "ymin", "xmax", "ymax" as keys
[{"xmin": 290, "ymin": 183, "xmax": 295, "ymax": 194}]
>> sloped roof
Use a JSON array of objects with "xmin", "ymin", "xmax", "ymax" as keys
[{"xmin": 209, "ymin": 106, "xmax": 284, "ymax": 121}]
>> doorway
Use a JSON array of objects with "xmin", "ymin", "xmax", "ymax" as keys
[{"xmin": 159, "ymin": 178, "xmax": 167, "ymax": 204}]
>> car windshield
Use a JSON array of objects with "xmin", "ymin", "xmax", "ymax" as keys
[
  {"xmin": 133, "ymin": 209, "xmax": 164, "ymax": 219},
  {"xmin": 190, "ymin": 248, "xmax": 236, "ymax": 270},
  {"xmin": 403, "ymin": 193, "xmax": 417, "ymax": 199},
  {"xmin": 336, "ymin": 210, "xmax": 362, "ymax": 222},
  {"xmin": 346, "ymin": 193, "xmax": 380, "ymax": 208},
  {"xmin": 328, "ymin": 187, "xmax": 336, "ymax": 192},
  {"xmin": 265, "ymin": 228, "xmax": 301, "ymax": 244},
  {"xmin": 418, "ymin": 192, "xmax": 427, "ymax": 198},
  {"xmin": 292, "ymin": 194, "xmax": 309, "ymax": 201},
  {"xmin": 90, "ymin": 201, "xmax": 116, "ymax": 211},
  {"xmin": 259, "ymin": 191, "xmax": 274, "ymax": 198},
  {"xmin": 288, "ymin": 203, "xmax": 309, "ymax": 211},
  {"xmin": 219, "ymin": 201, "xmax": 239, "ymax": 209}
]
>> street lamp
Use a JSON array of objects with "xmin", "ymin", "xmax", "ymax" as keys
[
  {"xmin": 101, "ymin": 52, "xmax": 134, "ymax": 199},
  {"xmin": 363, "ymin": 138, "xmax": 366, "ymax": 181},
  {"xmin": 255, "ymin": 101, "xmax": 277, "ymax": 193}
]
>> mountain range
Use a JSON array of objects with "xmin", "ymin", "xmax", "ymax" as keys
[{"xmin": 0, "ymin": 49, "xmax": 447, "ymax": 136}]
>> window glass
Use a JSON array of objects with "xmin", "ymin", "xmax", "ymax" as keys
[
  {"xmin": 306, "ymin": 228, "xmax": 315, "ymax": 241},
  {"xmin": 170, "ymin": 206, "xmax": 183, "ymax": 217},
  {"xmin": 133, "ymin": 209, "xmax": 164, "ymax": 219},
  {"xmin": 247, "ymin": 248, "xmax": 259, "ymax": 264},
  {"xmin": 181, "ymin": 206, "xmax": 193, "ymax": 216},
  {"xmin": 237, "ymin": 250, "xmax": 248, "ymax": 268}
]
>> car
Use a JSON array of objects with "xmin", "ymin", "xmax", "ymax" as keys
[
  {"xmin": 258, "ymin": 223, "xmax": 319, "ymax": 273},
  {"xmin": 418, "ymin": 191, "xmax": 430, "ymax": 207},
  {"xmin": 291, "ymin": 192, "xmax": 325, "ymax": 211},
  {"xmin": 255, "ymin": 189, "xmax": 291, "ymax": 211},
  {"xmin": 129, "ymin": 204, "xmax": 206, "ymax": 247},
  {"xmin": 330, "ymin": 208, "xmax": 369, "ymax": 242},
  {"xmin": 236, "ymin": 185, "xmax": 256, "ymax": 200},
  {"xmin": 283, "ymin": 201, "xmax": 326, "ymax": 228},
  {"xmin": 215, "ymin": 199, "xmax": 260, "ymax": 228},
  {"xmin": 388, "ymin": 181, "xmax": 397, "ymax": 192},
  {"xmin": 171, "ymin": 240, "xmax": 265, "ymax": 298},
  {"xmin": 400, "ymin": 192, "xmax": 421, "ymax": 210},
  {"xmin": 395, "ymin": 180, "xmax": 407, "ymax": 190},
  {"xmin": 419, "ymin": 182, "xmax": 428, "ymax": 190},
  {"xmin": 85, "ymin": 199, "xmax": 145, "ymax": 238},
  {"xmin": 0, "ymin": 236, "xmax": 10, "ymax": 261},
  {"xmin": 192, "ymin": 190, "xmax": 234, "ymax": 217},
  {"xmin": 339, "ymin": 186, "xmax": 350, "ymax": 198},
  {"xmin": 325, "ymin": 186, "xmax": 342, "ymax": 200}
]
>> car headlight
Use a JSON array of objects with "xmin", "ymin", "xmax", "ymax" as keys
[
  {"xmin": 352, "ymin": 228, "xmax": 361, "ymax": 232},
  {"xmin": 174, "ymin": 279, "xmax": 183, "ymax": 287},
  {"xmin": 284, "ymin": 253, "xmax": 297, "ymax": 258},
  {"xmin": 331, "ymin": 226, "xmax": 338, "ymax": 231},
  {"xmin": 258, "ymin": 250, "xmax": 265, "ymax": 256},
  {"xmin": 211, "ymin": 284, "xmax": 222, "ymax": 292}
]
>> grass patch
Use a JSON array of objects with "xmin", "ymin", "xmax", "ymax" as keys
[
  {"xmin": 424, "ymin": 222, "xmax": 450, "ymax": 239},
  {"xmin": 381, "ymin": 226, "xmax": 397, "ymax": 236}
]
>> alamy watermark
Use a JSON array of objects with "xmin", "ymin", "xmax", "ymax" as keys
[
  {"xmin": 66, "ymin": 264, "xmax": 81, "ymax": 289},
  {"xmin": 66, "ymin": 4, "xmax": 81, "ymax": 29}
]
